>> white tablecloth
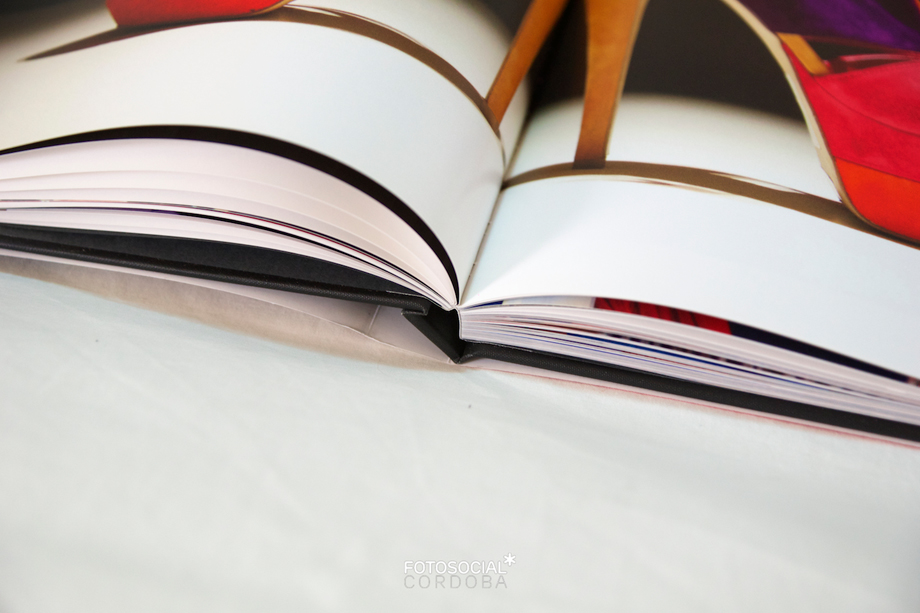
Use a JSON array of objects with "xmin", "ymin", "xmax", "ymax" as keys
[{"xmin": 1, "ymin": 263, "xmax": 919, "ymax": 612}]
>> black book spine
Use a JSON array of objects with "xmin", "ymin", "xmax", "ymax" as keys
[{"xmin": 401, "ymin": 304, "xmax": 466, "ymax": 363}]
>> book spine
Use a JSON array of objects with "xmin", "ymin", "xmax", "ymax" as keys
[{"xmin": 401, "ymin": 305, "xmax": 466, "ymax": 363}]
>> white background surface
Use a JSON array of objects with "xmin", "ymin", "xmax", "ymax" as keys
[{"xmin": 1, "ymin": 267, "xmax": 919, "ymax": 611}]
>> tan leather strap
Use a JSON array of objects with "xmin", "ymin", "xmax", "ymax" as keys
[
  {"xmin": 777, "ymin": 33, "xmax": 830, "ymax": 75},
  {"xmin": 574, "ymin": 0, "xmax": 648, "ymax": 168},
  {"xmin": 486, "ymin": 0, "xmax": 570, "ymax": 124}
]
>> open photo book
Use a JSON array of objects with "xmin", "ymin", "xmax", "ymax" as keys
[{"xmin": 2, "ymin": 0, "xmax": 920, "ymax": 441}]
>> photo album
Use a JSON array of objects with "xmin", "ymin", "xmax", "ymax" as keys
[{"xmin": 2, "ymin": 0, "xmax": 920, "ymax": 440}]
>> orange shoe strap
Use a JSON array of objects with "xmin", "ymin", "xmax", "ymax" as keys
[
  {"xmin": 574, "ymin": 0, "xmax": 648, "ymax": 168},
  {"xmin": 487, "ymin": 0, "xmax": 570, "ymax": 124}
]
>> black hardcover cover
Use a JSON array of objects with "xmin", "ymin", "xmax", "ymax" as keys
[{"xmin": 0, "ymin": 223, "xmax": 432, "ymax": 312}]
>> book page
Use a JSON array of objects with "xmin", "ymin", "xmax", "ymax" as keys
[
  {"xmin": 0, "ymin": 0, "xmax": 526, "ymax": 301},
  {"xmin": 464, "ymin": 177, "xmax": 920, "ymax": 378},
  {"xmin": 465, "ymin": 97, "xmax": 920, "ymax": 378}
]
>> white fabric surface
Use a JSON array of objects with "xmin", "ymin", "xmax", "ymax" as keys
[{"xmin": 1, "ymin": 268, "xmax": 919, "ymax": 611}]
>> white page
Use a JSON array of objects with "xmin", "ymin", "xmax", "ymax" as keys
[
  {"xmin": 509, "ymin": 95, "xmax": 839, "ymax": 200},
  {"xmin": 289, "ymin": 0, "xmax": 529, "ymax": 154},
  {"xmin": 0, "ymin": 138, "xmax": 456, "ymax": 305},
  {"xmin": 0, "ymin": 0, "xmax": 521, "ymax": 301},
  {"xmin": 463, "ymin": 177, "xmax": 920, "ymax": 378}
]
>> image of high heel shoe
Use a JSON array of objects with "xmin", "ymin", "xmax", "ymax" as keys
[
  {"xmin": 490, "ymin": 0, "xmax": 920, "ymax": 243},
  {"xmin": 721, "ymin": 0, "xmax": 920, "ymax": 243},
  {"xmin": 488, "ymin": 0, "xmax": 650, "ymax": 169}
]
